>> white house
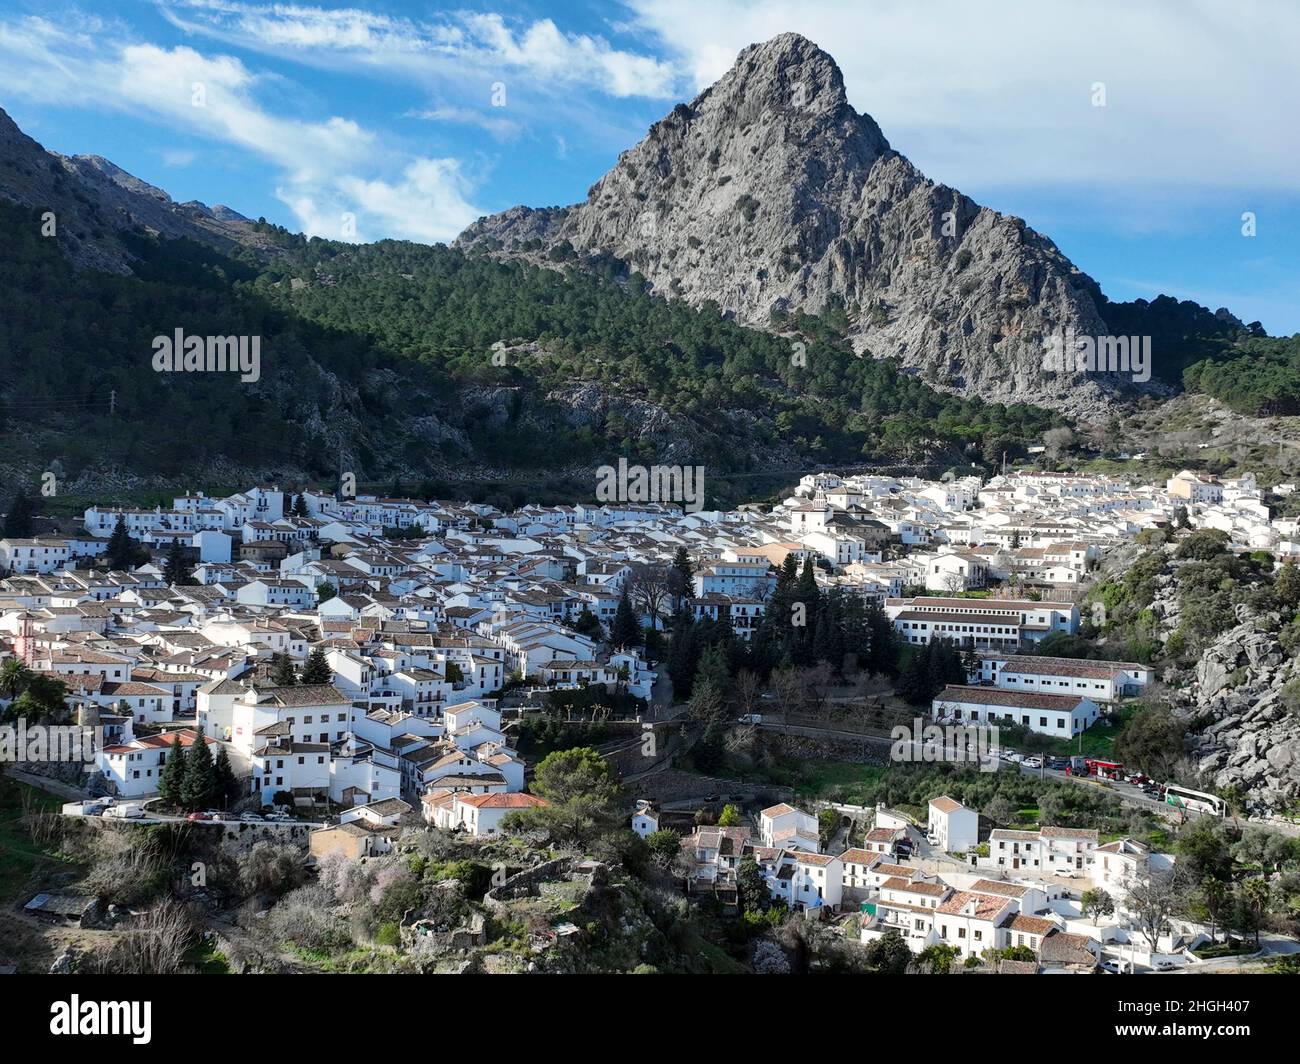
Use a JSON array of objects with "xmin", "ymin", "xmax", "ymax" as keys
[
  {"xmin": 759, "ymin": 803, "xmax": 820, "ymax": 853},
  {"xmin": 433, "ymin": 791, "xmax": 549, "ymax": 836},
  {"xmin": 932, "ymin": 685, "xmax": 1101, "ymax": 739},
  {"xmin": 631, "ymin": 800, "xmax": 659, "ymax": 839},
  {"xmin": 97, "ymin": 727, "xmax": 216, "ymax": 798},
  {"xmin": 927, "ymin": 795, "xmax": 979, "ymax": 853}
]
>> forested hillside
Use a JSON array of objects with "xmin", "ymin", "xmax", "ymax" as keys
[
  {"xmin": 0, "ymin": 198, "xmax": 1061, "ymax": 496},
  {"xmin": 1184, "ymin": 335, "xmax": 1300, "ymax": 417}
]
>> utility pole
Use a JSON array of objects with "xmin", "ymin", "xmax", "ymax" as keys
[{"xmin": 109, "ymin": 390, "xmax": 116, "ymax": 416}]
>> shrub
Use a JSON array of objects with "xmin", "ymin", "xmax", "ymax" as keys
[
  {"xmin": 238, "ymin": 840, "xmax": 307, "ymax": 897},
  {"xmin": 267, "ymin": 885, "xmax": 352, "ymax": 953}
]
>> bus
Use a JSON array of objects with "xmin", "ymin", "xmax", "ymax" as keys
[
  {"xmin": 1085, "ymin": 758, "xmax": 1124, "ymax": 781},
  {"xmin": 1162, "ymin": 784, "xmax": 1225, "ymax": 817}
]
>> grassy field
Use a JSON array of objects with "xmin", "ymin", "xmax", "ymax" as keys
[
  {"xmin": 753, "ymin": 759, "xmax": 891, "ymax": 800},
  {"xmin": 0, "ymin": 777, "xmax": 82, "ymax": 904}
]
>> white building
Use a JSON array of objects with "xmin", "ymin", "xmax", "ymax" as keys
[{"xmin": 927, "ymin": 795, "xmax": 979, "ymax": 853}]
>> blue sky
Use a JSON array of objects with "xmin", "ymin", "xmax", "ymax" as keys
[{"xmin": 1, "ymin": 0, "xmax": 1296, "ymax": 333}]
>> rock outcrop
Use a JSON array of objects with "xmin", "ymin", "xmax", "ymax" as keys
[{"xmin": 1182, "ymin": 612, "xmax": 1300, "ymax": 813}]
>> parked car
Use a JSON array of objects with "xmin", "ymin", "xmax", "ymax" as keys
[
  {"xmin": 203, "ymin": 810, "xmax": 226, "ymax": 820},
  {"xmin": 265, "ymin": 811, "xmax": 292, "ymax": 822},
  {"xmin": 185, "ymin": 811, "xmax": 212, "ymax": 822},
  {"xmin": 240, "ymin": 812, "xmax": 264, "ymax": 822},
  {"xmin": 1023, "ymin": 756, "xmax": 1043, "ymax": 769}
]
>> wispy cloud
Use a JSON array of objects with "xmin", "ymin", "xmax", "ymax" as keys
[
  {"xmin": 0, "ymin": 13, "xmax": 481, "ymax": 241},
  {"xmin": 405, "ymin": 104, "xmax": 523, "ymax": 142},
  {"xmin": 158, "ymin": 1, "xmax": 680, "ymax": 99}
]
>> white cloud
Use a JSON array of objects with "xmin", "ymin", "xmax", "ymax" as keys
[
  {"xmin": 624, "ymin": 0, "xmax": 1300, "ymax": 195},
  {"xmin": 405, "ymin": 105, "xmax": 523, "ymax": 141},
  {"xmin": 160, "ymin": 1, "xmax": 679, "ymax": 98},
  {"xmin": 0, "ymin": 15, "xmax": 480, "ymax": 242}
]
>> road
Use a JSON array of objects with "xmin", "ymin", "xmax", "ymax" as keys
[
  {"xmin": 748, "ymin": 718, "xmax": 1300, "ymax": 837},
  {"xmin": 1012, "ymin": 762, "xmax": 1300, "ymax": 838}
]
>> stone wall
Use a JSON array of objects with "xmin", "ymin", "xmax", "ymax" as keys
[{"xmin": 483, "ymin": 856, "xmax": 574, "ymax": 914}]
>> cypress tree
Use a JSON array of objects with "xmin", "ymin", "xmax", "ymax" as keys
[
  {"xmin": 3, "ymin": 492, "xmax": 33, "ymax": 538},
  {"xmin": 163, "ymin": 538, "xmax": 190, "ymax": 585},
  {"xmin": 212, "ymin": 744, "xmax": 239, "ymax": 810},
  {"xmin": 301, "ymin": 646, "xmax": 333, "ymax": 685},
  {"xmin": 270, "ymin": 652, "xmax": 298, "ymax": 686},
  {"xmin": 106, "ymin": 514, "xmax": 136, "ymax": 570},
  {"xmin": 610, "ymin": 589, "xmax": 640, "ymax": 648},
  {"xmin": 180, "ymin": 730, "xmax": 215, "ymax": 811},
  {"xmin": 897, "ymin": 644, "xmax": 932, "ymax": 705},
  {"xmin": 158, "ymin": 733, "xmax": 187, "ymax": 808},
  {"xmin": 669, "ymin": 546, "xmax": 695, "ymax": 609}
]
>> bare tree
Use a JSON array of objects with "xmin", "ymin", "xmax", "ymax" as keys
[
  {"xmin": 797, "ymin": 664, "xmax": 835, "ymax": 715},
  {"xmin": 627, "ymin": 563, "xmax": 673, "ymax": 631},
  {"xmin": 1126, "ymin": 868, "xmax": 1189, "ymax": 952},
  {"xmin": 733, "ymin": 669, "xmax": 762, "ymax": 719},
  {"xmin": 90, "ymin": 898, "xmax": 197, "ymax": 975},
  {"xmin": 770, "ymin": 665, "xmax": 805, "ymax": 717},
  {"xmin": 1043, "ymin": 426, "xmax": 1075, "ymax": 459}
]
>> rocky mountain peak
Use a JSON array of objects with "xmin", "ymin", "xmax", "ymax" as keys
[
  {"xmin": 456, "ymin": 34, "xmax": 1139, "ymax": 419},
  {"xmin": 722, "ymin": 32, "xmax": 853, "ymax": 120},
  {"xmin": 0, "ymin": 104, "xmax": 286, "ymax": 273}
]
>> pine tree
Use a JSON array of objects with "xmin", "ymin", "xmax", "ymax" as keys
[
  {"xmin": 667, "ymin": 612, "xmax": 702, "ymax": 698},
  {"xmin": 3, "ymin": 492, "xmax": 33, "ymax": 538},
  {"xmin": 158, "ymin": 733, "xmax": 187, "ymax": 808},
  {"xmin": 897, "ymin": 644, "xmax": 932, "ymax": 705},
  {"xmin": 691, "ymin": 643, "xmax": 731, "ymax": 722},
  {"xmin": 212, "ymin": 745, "xmax": 239, "ymax": 810},
  {"xmin": 610, "ymin": 589, "xmax": 640, "ymax": 648},
  {"xmin": 180, "ymin": 730, "xmax": 216, "ymax": 812},
  {"xmin": 301, "ymin": 646, "xmax": 333, "ymax": 685},
  {"xmin": 1276, "ymin": 561, "xmax": 1300, "ymax": 609},
  {"xmin": 106, "ymin": 514, "xmax": 137, "ymax": 570},
  {"xmin": 163, "ymin": 538, "xmax": 190, "ymax": 585},
  {"xmin": 643, "ymin": 624, "xmax": 665, "ymax": 663},
  {"xmin": 270, "ymin": 652, "xmax": 298, "ymax": 686}
]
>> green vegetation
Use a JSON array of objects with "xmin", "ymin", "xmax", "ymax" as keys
[
  {"xmin": 0, "ymin": 778, "xmax": 79, "ymax": 903},
  {"xmin": 1184, "ymin": 334, "xmax": 1300, "ymax": 417},
  {"xmin": 0, "ymin": 199, "xmax": 1059, "ymax": 488}
]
